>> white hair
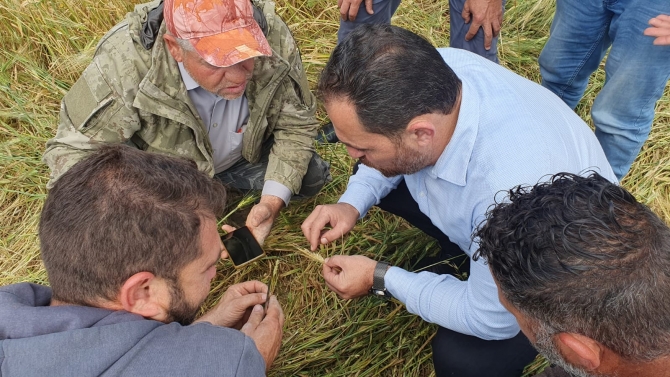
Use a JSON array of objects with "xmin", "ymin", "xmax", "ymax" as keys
[{"xmin": 175, "ymin": 37, "xmax": 195, "ymax": 52}]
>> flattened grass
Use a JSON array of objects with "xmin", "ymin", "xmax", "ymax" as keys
[{"xmin": 1, "ymin": 0, "xmax": 668, "ymax": 375}]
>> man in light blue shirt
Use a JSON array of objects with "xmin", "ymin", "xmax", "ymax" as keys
[{"xmin": 301, "ymin": 24, "xmax": 616, "ymax": 376}]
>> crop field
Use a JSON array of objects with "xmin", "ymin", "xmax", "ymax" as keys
[{"xmin": 1, "ymin": 0, "xmax": 668, "ymax": 375}]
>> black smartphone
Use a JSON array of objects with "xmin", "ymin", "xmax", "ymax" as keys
[{"xmin": 221, "ymin": 226, "xmax": 265, "ymax": 268}]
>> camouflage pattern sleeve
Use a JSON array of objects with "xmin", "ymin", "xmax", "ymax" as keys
[
  {"xmin": 262, "ymin": 10, "xmax": 319, "ymax": 194},
  {"xmin": 43, "ymin": 31, "xmax": 144, "ymax": 188}
]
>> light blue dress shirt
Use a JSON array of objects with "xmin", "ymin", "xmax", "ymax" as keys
[{"xmin": 338, "ymin": 48, "xmax": 617, "ymax": 340}]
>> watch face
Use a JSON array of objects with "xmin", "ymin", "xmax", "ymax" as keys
[{"xmin": 370, "ymin": 288, "xmax": 391, "ymax": 300}]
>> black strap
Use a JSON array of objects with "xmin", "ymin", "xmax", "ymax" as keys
[
  {"xmin": 252, "ymin": 3, "xmax": 268, "ymax": 36},
  {"xmin": 140, "ymin": 1, "xmax": 164, "ymax": 50}
]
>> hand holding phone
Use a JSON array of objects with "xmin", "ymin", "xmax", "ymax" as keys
[{"xmin": 222, "ymin": 226, "xmax": 266, "ymax": 268}]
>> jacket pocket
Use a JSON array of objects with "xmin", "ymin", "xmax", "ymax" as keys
[
  {"xmin": 74, "ymin": 97, "xmax": 116, "ymax": 133},
  {"xmin": 62, "ymin": 64, "xmax": 123, "ymax": 137}
]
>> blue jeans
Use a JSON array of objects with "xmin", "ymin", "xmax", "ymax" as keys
[
  {"xmin": 539, "ymin": 0, "xmax": 670, "ymax": 180},
  {"xmin": 337, "ymin": 0, "xmax": 504, "ymax": 63}
]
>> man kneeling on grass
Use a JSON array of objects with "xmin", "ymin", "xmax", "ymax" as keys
[
  {"xmin": 0, "ymin": 145, "xmax": 283, "ymax": 376},
  {"xmin": 475, "ymin": 172, "xmax": 670, "ymax": 377}
]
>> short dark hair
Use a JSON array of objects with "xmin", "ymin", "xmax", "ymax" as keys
[
  {"xmin": 474, "ymin": 172, "xmax": 670, "ymax": 361},
  {"xmin": 39, "ymin": 145, "xmax": 227, "ymax": 306},
  {"xmin": 317, "ymin": 24, "xmax": 461, "ymax": 137}
]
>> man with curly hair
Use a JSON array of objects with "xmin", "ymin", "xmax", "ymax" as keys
[{"xmin": 475, "ymin": 172, "xmax": 670, "ymax": 377}]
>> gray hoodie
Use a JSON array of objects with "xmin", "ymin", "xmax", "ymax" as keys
[{"xmin": 0, "ymin": 283, "xmax": 266, "ymax": 376}]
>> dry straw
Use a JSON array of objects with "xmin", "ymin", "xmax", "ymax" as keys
[{"xmin": 1, "ymin": 0, "xmax": 668, "ymax": 375}]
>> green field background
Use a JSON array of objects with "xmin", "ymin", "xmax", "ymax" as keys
[{"xmin": 1, "ymin": 0, "xmax": 668, "ymax": 375}]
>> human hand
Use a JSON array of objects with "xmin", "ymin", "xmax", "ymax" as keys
[
  {"xmin": 644, "ymin": 15, "xmax": 670, "ymax": 46},
  {"xmin": 461, "ymin": 0, "xmax": 503, "ymax": 50},
  {"xmin": 241, "ymin": 296, "xmax": 285, "ymax": 371},
  {"xmin": 322, "ymin": 255, "xmax": 377, "ymax": 299},
  {"xmin": 246, "ymin": 195, "xmax": 284, "ymax": 246},
  {"xmin": 337, "ymin": 0, "xmax": 374, "ymax": 21},
  {"xmin": 195, "ymin": 280, "xmax": 268, "ymax": 329},
  {"xmin": 301, "ymin": 203, "xmax": 360, "ymax": 251}
]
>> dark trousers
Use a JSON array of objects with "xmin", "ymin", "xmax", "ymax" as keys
[
  {"xmin": 377, "ymin": 179, "xmax": 538, "ymax": 377},
  {"xmin": 214, "ymin": 137, "xmax": 332, "ymax": 198}
]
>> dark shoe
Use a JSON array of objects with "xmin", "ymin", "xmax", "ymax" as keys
[{"xmin": 316, "ymin": 121, "xmax": 339, "ymax": 144}]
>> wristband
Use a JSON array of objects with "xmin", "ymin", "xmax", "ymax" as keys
[{"xmin": 369, "ymin": 261, "xmax": 392, "ymax": 300}]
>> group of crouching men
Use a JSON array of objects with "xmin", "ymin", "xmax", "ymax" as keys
[{"xmin": 1, "ymin": 0, "xmax": 669, "ymax": 376}]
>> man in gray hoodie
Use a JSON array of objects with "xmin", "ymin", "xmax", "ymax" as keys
[{"xmin": 0, "ymin": 145, "xmax": 282, "ymax": 376}]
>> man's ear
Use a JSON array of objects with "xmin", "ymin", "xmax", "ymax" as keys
[
  {"xmin": 406, "ymin": 121, "xmax": 435, "ymax": 147},
  {"xmin": 118, "ymin": 271, "xmax": 170, "ymax": 322},
  {"xmin": 555, "ymin": 332, "xmax": 604, "ymax": 371},
  {"xmin": 163, "ymin": 33, "xmax": 184, "ymax": 63}
]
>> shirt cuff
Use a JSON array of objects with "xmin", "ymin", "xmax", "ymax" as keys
[
  {"xmin": 262, "ymin": 180, "xmax": 293, "ymax": 206},
  {"xmin": 337, "ymin": 185, "xmax": 378, "ymax": 219},
  {"xmin": 384, "ymin": 266, "xmax": 422, "ymax": 305}
]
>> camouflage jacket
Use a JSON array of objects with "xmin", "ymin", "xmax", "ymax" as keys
[{"xmin": 44, "ymin": 0, "xmax": 317, "ymax": 193}]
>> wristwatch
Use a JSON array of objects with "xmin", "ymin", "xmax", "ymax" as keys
[{"xmin": 369, "ymin": 261, "xmax": 392, "ymax": 300}]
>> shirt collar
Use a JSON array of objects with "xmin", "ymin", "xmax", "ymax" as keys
[
  {"xmin": 429, "ymin": 80, "xmax": 480, "ymax": 186},
  {"xmin": 178, "ymin": 62, "xmax": 200, "ymax": 91}
]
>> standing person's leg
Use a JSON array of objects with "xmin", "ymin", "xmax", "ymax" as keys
[
  {"xmin": 591, "ymin": 0, "xmax": 670, "ymax": 180},
  {"xmin": 448, "ymin": 0, "xmax": 506, "ymax": 63},
  {"xmin": 539, "ymin": 0, "xmax": 613, "ymax": 109},
  {"xmin": 322, "ymin": 0, "xmax": 402, "ymax": 144},
  {"xmin": 432, "ymin": 327, "xmax": 538, "ymax": 377},
  {"xmin": 337, "ymin": 0, "xmax": 402, "ymax": 44}
]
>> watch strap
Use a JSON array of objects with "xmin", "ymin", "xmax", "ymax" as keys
[{"xmin": 370, "ymin": 261, "xmax": 392, "ymax": 299}]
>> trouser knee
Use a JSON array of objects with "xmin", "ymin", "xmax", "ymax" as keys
[
  {"xmin": 296, "ymin": 153, "xmax": 332, "ymax": 198},
  {"xmin": 431, "ymin": 327, "xmax": 538, "ymax": 377}
]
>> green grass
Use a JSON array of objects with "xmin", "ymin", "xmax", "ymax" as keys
[{"xmin": 1, "ymin": 0, "xmax": 668, "ymax": 375}]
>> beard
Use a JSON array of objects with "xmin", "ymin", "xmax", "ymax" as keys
[
  {"xmin": 165, "ymin": 280, "xmax": 201, "ymax": 326},
  {"xmin": 534, "ymin": 324, "xmax": 595, "ymax": 377},
  {"xmin": 361, "ymin": 141, "xmax": 432, "ymax": 178}
]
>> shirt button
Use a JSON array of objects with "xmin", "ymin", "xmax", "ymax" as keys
[
  {"xmin": 420, "ymin": 192, "xmax": 425, "ymax": 197},
  {"xmin": 212, "ymin": 123, "xmax": 218, "ymax": 128}
]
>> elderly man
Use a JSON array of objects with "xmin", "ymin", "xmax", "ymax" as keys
[
  {"xmin": 0, "ymin": 145, "xmax": 283, "ymax": 376},
  {"xmin": 43, "ymin": 0, "xmax": 331, "ymax": 245},
  {"xmin": 301, "ymin": 25, "xmax": 616, "ymax": 376},
  {"xmin": 475, "ymin": 172, "xmax": 670, "ymax": 377}
]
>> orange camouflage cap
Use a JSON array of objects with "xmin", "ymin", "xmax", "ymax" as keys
[{"xmin": 164, "ymin": 0, "xmax": 272, "ymax": 67}]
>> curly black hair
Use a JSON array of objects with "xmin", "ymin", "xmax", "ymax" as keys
[{"xmin": 474, "ymin": 172, "xmax": 670, "ymax": 361}]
